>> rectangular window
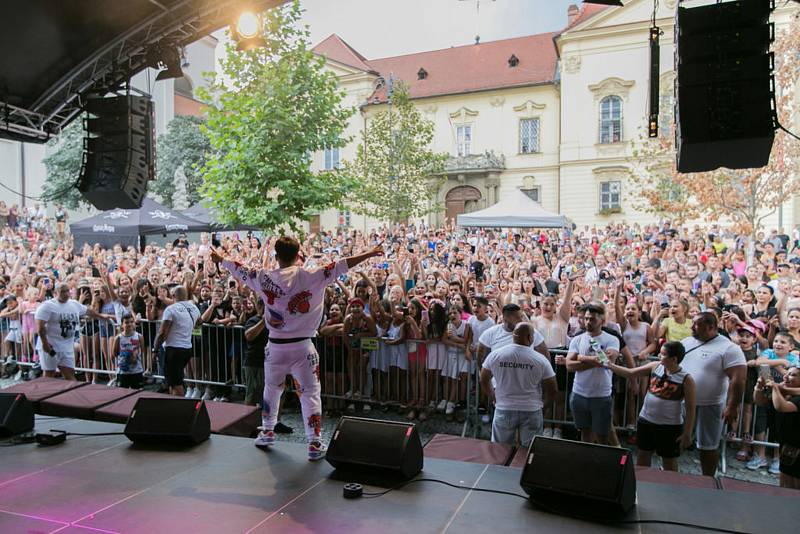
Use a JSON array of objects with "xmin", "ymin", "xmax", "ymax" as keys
[
  {"xmin": 519, "ymin": 118, "xmax": 540, "ymax": 154},
  {"xmin": 599, "ymin": 181, "xmax": 621, "ymax": 210},
  {"xmin": 337, "ymin": 210, "xmax": 351, "ymax": 227},
  {"xmin": 324, "ymin": 147, "xmax": 340, "ymax": 170},
  {"xmin": 456, "ymin": 125, "xmax": 472, "ymax": 156},
  {"xmin": 521, "ymin": 187, "xmax": 541, "ymax": 203}
]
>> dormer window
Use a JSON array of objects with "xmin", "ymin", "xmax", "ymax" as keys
[
  {"xmin": 417, "ymin": 68, "xmax": 428, "ymax": 80},
  {"xmin": 508, "ymin": 55, "xmax": 519, "ymax": 68}
]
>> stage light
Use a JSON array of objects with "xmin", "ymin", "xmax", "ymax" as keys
[
  {"xmin": 236, "ymin": 11, "xmax": 260, "ymax": 39},
  {"xmin": 155, "ymin": 47, "xmax": 184, "ymax": 81},
  {"xmin": 231, "ymin": 10, "xmax": 267, "ymax": 51}
]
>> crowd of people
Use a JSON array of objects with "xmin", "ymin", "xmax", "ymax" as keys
[{"xmin": 1, "ymin": 207, "xmax": 799, "ymax": 486}]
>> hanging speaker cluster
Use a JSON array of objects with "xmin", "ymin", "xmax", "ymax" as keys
[
  {"xmin": 78, "ymin": 95, "xmax": 156, "ymax": 209},
  {"xmin": 674, "ymin": 0, "xmax": 776, "ymax": 173}
]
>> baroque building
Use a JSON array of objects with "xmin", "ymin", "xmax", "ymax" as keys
[{"xmin": 311, "ymin": 0, "xmax": 798, "ymax": 232}]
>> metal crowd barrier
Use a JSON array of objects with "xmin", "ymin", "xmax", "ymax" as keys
[{"xmin": 0, "ymin": 317, "xmax": 783, "ymax": 470}]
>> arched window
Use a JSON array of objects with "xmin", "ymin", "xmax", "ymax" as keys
[
  {"xmin": 174, "ymin": 76, "xmax": 193, "ymax": 98},
  {"xmin": 599, "ymin": 95, "xmax": 622, "ymax": 144}
]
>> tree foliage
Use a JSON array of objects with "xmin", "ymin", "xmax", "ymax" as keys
[
  {"xmin": 344, "ymin": 82, "xmax": 447, "ymax": 223},
  {"xmin": 197, "ymin": 0, "xmax": 355, "ymax": 233},
  {"xmin": 629, "ymin": 13, "xmax": 800, "ymax": 237},
  {"xmin": 153, "ymin": 115, "xmax": 214, "ymax": 208},
  {"xmin": 41, "ymin": 121, "xmax": 89, "ymax": 209}
]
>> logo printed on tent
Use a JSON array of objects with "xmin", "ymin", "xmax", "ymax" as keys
[
  {"xmin": 104, "ymin": 210, "xmax": 131, "ymax": 220},
  {"xmin": 165, "ymin": 224, "xmax": 189, "ymax": 232},
  {"xmin": 92, "ymin": 224, "xmax": 115, "ymax": 233},
  {"xmin": 149, "ymin": 210, "xmax": 177, "ymax": 220}
]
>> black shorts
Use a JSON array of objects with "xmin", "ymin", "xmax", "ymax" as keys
[
  {"xmin": 164, "ymin": 347, "xmax": 192, "ymax": 387},
  {"xmin": 636, "ymin": 417, "xmax": 683, "ymax": 458},
  {"xmin": 117, "ymin": 373, "xmax": 144, "ymax": 389}
]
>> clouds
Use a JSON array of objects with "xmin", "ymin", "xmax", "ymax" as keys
[{"xmin": 300, "ymin": 0, "xmax": 574, "ymax": 58}]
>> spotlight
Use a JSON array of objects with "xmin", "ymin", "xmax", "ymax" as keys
[
  {"xmin": 232, "ymin": 10, "xmax": 267, "ymax": 51},
  {"xmin": 236, "ymin": 11, "xmax": 260, "ymax": 39},
  {"xmin": 155, "ymin": 47, "xmax": 184, "ymax": 81}
]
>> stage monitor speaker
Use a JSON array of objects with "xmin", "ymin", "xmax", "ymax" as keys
[
  {"xmin": 674, "ymin": 0, "xmax": 776, "ymax": 173},
  {"xmin": 124, "ymin": 398, "xmax": 210, "ymax": 446},
  {"xmin": 520, "ymin": 437, "xmax": 636, "ymax": 517},
  {"xmin": 79, "ymin": 95, "xmax": 155, "ymax": 210},
  {"xmin": 0, "ymin": 393, "xmax": 35, "ymax": 438},
  {"xmin": 326, "ymin": 417, "xmax": 423, "ymax": 480}
]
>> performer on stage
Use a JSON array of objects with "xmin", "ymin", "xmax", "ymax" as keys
[{"xmin": 212, "ymin": 237, "xmax": 382, "ymax": 460}]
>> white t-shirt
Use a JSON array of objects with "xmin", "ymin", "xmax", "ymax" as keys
[
  {"xmin": 162, "ymin": 300, "xmax": 200, "ymax": 349},
  {"xmin": 467, "ymin": 315, "xmax": 495, "ymax": 351},
  {"xmin": 478, "ymin": 323, "xmax": 544, "ymax": 352},
  {"xmin": 482, "ymin": 344, "xmax": 555, "ymax": 411},
  {"xmin": 34, "ymin": 299, "xmax": 87, "ymax": 354},
  {"xmin": 224, "ymin": 259, "xmax": 348, "ymax": 339},
  {"xmin": 568, "ymin": 331, "xmax": 620, "ymax": 398},
  {"xmin": 680, "ymin": 335, "xmax": 746, "ymax": 406}
]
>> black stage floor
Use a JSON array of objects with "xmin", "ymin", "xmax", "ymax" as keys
[{"xmin": 0, "ymin": 417, "xmax": 792, "ymax": 534}]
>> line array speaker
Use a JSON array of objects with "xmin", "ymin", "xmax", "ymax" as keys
[
  {"xmin": 78, "ymin": 95, "xmax": 156, "ymax": 209},
  {"xmin": 675, "ymin": 0, "xmax": 776, "ymax": 173}
]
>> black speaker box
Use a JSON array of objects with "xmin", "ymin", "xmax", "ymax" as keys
[
  {"xmin": 326, "ymin": 417, "xmax": 423, "ymax": 480},
  {"xmin": 0, "ymin": 392, "xmax": 35, "ymax": 438},
  {"xmin": 520, "ymin": 437, "xmax": 636, "ymax": 517},
  {"xmin": 79, "ymin": 95, "xmax": 155, "ymax": 210},
  {"xmin": 674, "ymin": 0, "xmax": 776, "ymax": 173},
  {"xmin": 124, "ymin": 398, "xmax": 210, "ymax": 446}
]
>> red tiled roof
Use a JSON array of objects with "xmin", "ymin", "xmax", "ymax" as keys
[
  {"xmin": 365, "ymin": 33, "xmax": 559, "ymax": 103},
  {"xmin": 312, "ymin": 34, "xmax": 375, "ymax": 73},
  {"xmin": 312, "ymin": 2, "xmax": 609, "ymax": 104}
]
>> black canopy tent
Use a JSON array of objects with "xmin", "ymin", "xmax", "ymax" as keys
[
  {"xmin": 182, "ymin": 204, "xmax": 260, "ymax": 232},
  {"xmin": 70, "ymin": 197, "xmax": 210, "ymax": 250}
]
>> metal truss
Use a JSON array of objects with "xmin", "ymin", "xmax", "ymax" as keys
[{"xmin": 1, "ymin": 0, "xmax": 282, "ymax": 143}]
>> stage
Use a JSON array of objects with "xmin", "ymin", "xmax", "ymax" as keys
[{"xmin": 0, "ymin": 417, "xmax": 793, "ymax": 534}]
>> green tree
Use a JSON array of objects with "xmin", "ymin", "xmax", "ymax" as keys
[
  {"xmin": 197, "ymin": 0, "xmax": 355, "ymax": 233},
  {"xmin": 41, "ymin": 121, "xmax": 89, "ymax": 209},
  {"xmin": 153, "ymin": 115, "xmax": 213, "ymax": 207},
  {"xmin": 344, "ymin": 81, "xmax": 447, "ymax": 223}
]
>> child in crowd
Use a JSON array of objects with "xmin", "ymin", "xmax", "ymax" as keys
[
  {"xmin": 112, "ymin": 313, "xmax": 143, "ymax": 389},
  {"xmin": 605, "ymin": 341, "xmax": 696, "ymax": 472}
]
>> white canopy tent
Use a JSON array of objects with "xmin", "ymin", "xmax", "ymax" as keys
[{"xmin": 457, "ymin": 190, "xmax": 571, "ymax": 228}]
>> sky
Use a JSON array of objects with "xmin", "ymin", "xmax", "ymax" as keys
[{"xmin": 300, "ymin": 0, "xmax": 577, "ymax": 58}]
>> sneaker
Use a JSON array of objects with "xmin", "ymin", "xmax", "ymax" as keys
[
  {"xmin": 201, "ymin": 387, "xmax": 213, "ymax": 401},
  {"xmin": 13, "ymin": 370, "xmax": 23, "ymax": 381},
  {"xmin": 184, "ymin": 387, "xmax": 195, "ymax": 398},
  {"xmin": 308, "ymin": 441, "xmax": 327, "ymax": 461},
  {"xmin": 347, "ymin": 403, "xmax": 356, "ymax": 413},
  {"xmin": 107, "ymin": 378, "xmax": 117, "ymax": 387},
  {"xmin": 344, "ymin": 390, "xmax": 353, "ymax": 399},
  {"xmin": 191, "ymin": 388, "xmax": 203, "ymax": 399},
  {"xmin": 428, "ymin": 400, "xmax": 437, "ymax": 411},
  {"xmin": 768, "ymin": 457, "xmax": 780, "ymax": 475},
  {"xmin": 746, "ymin": 456, "xmax": 768, "ymax": 470},
  {"xmin": 363, "ymin": 403, "xmax": 372, "ymax": 413},
  {"xmin": 552, "ymin": 428, "xmax": 563, "ymax": 439},
  {"xmin": 542, "ymin": 428, "xmax": 553, "ymax": 438},
  {"xmin": 445, "ymin": 401, "xmax": 455, "ymax": 415},
  {"xmin": 254, "ymin": 428, "xmax": 276, "ymax": 448},
  {"xmin": 218, "ymin": 397, "xmax": 230, "ymax": 403},
  {"xmin": 436, "ymin": 399, "xmax": 447, "ymax": 413},
  {"xmin": 212, "ymin": 397, "xmax": 221, "ymax": 402}
]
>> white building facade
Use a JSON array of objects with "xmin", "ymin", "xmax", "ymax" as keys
[{"xmin": 311, "ymin": 0, "xmax": 799, "ymax": 233}]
